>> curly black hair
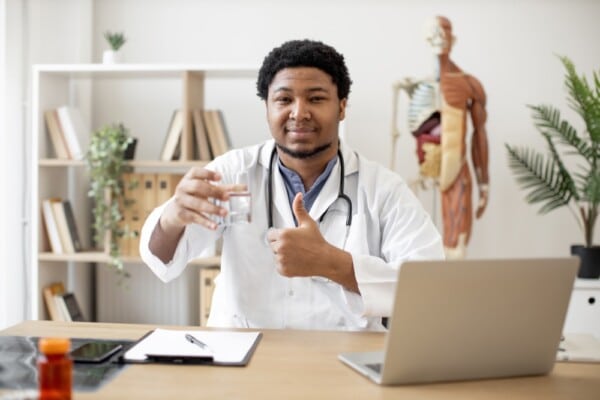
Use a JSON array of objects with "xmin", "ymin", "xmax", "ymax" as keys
[{"xmin": 256, "ymin": 39, "xmax": 352, "ymax": 101}]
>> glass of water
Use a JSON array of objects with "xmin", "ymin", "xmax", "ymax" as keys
[{"xmin": 222, "ymin": 171, "xmax": 251, "ymax": 225}]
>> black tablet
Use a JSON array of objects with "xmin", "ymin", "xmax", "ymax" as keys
[{"xmin": 70, "ymin": 341, "xmax": 123, "ymax": 363}]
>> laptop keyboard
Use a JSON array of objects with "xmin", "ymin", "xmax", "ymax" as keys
[{"xmin": 366, "ymin": 363, "xmax": 382, "ymax": 374}]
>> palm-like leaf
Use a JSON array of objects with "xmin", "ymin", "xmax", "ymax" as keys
[
  {"xmin": 506, "ymin": 56, "xmax": 600, "ymax": 247},
  {"xmin": 561, "ymin": 56, "xmax": 600, "ymax": 143},
  {"xmin": 505, "ymin": 144, "xmax": 574, "ymax": 214},
  {"xmin": 529, "ymin": 104, "xmax": 593, "ymax": 161}
]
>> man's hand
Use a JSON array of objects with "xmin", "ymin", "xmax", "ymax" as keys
[
  {"xmin": 267, "ymin": 193, "xmax": 327, "ymax": 277},
  {"xmin": 267, "ymin": 193, "xmax": 359, "ymax": 293},
  {"xmin": 160, "ymin": 168, "xmax": 238, "ymax": 233},
  {"xmin": 149, "ymin": 167, "xmax": 239, "ymax": 263}
]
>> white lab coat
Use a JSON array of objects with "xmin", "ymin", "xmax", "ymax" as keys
[{"xmin": 140, "ymin": 139, "xmax": 444, "ymax": 331}]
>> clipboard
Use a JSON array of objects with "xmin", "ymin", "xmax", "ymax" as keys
[{"xmin": 121, "ymin": 328, "xmax": 262, "ymax": 366}]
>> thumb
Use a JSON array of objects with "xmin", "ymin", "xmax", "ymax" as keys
[{"xmin": 292, "ymin": 192, "xmax": 311, "ymax": 226}]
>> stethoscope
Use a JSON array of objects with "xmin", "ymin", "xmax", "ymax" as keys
[{"xmin": 267, "ymin": 146, "xmax": 353, "ymax": 229}]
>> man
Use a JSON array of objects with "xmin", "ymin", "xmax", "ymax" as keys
[
  {"xmin": 140, "ymin": 39, "xmax": 444, "ymax": 331},
  {"xmin": 391, "ymin": 16, "xmax": 489, "ymax": 259}
]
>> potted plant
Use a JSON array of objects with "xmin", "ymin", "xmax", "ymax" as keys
[
  {"xmin": 102, "ymin": 31, "xmax": 127, "ymax": 64},
  {"xmin": 86, "ymin": 123, "xmax": 137, "ymax": 276},
  {"xmin": 505, "ymin": 56, "xmax": 600, "ymax": 278}
]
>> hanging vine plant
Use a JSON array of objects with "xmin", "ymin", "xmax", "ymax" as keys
[{"xmin": 85, "ymin": 123, "xmax": 137, "ymax": 277}]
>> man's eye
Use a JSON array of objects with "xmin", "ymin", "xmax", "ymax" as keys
[
  {"xmin": 310, "ymin": 96, "xmax": 325, "ymax": 103},
  {"xmin": 275, "ymin": 97, "xmax": 291, "ymax": 104}
]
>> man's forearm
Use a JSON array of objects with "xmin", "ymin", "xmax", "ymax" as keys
[
  {"xmin": 148, "ymin": 218, "xmax": 185, "ymax": 264},
  {"xmin": 326, "ymin": 246, "xmax": 359, "ymax": 294}
]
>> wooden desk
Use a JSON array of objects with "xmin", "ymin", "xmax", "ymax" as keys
[{"xmin": 2, "ymin": 321, "xmax": 600, "ymax": 399}]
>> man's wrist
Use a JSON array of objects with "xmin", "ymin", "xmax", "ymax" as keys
[{"xmin": 326, "ymin": 246, "xmax": 358, "ymax": 293}]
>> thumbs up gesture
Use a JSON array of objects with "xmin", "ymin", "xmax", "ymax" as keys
[
  {"xmin": 266, "ymin": 192, "xmax": 359, "ymax": 293},
  {"xmin": 266, "ymin": 193, "xmax": 326, "ymax": 277}
]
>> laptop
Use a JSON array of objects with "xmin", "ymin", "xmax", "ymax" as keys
[{"xmin": 339, "ymin": 257, "xmax": 579, "ymax": 385}]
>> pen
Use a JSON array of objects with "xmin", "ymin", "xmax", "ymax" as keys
[{"xmin": 185, "ymin": 333, "xmax": 212, "ymax": 352}]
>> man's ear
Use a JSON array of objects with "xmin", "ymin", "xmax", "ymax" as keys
[{"xmin": 339, "ymin": 98, "xmax": 347, "ymax": 121}]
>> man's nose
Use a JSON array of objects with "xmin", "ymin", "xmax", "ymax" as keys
[{"xmin": 289, "ymin": 100, "xmax": 311, "ymax": 120}]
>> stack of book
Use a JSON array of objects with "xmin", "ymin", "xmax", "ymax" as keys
[
  {"xmin": 41, "ymin": 198, "xmax": 82, "ymax": 254},
  {"xmin": 160, "ymin": 109, "xmax": 231, "ymax": 161},
  {"xmin": 44, "ymin": 106, "xmax": 89, "ymax": 160},
  {"xmin": 43, "ymin": 282, "xmax": 85, "ymax": 322}
]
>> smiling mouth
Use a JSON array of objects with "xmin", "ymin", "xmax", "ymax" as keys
[{"xmin": 285, "ymin": 125, "xmax": 317, "ymax": 134}]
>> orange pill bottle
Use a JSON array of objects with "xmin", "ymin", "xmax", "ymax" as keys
[{"xmin": 38, "ymin": 337, "xmax": 72, "ymax": 400}]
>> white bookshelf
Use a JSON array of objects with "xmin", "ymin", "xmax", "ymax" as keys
[{"xmin": 30, "ymin": 64, "xmax": 257, "ymax": 321}]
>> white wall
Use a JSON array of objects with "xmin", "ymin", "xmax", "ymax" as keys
[
  {"xmin": 13, "ymin": 0, "xmax": 94, "ymax": 325},
  {"xmin": 8, "ymin": 0, "xmax": 599, "ymax": 325},
  {"xmin": 90, "ymin": 0, "xmax": 600, "ymax": 259},
  {"xmin": 0, "ymin": 0, "xmax": 28, "ymax": 329}
]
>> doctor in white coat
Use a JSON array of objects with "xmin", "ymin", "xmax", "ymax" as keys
[{"xmin": 140, "ymin": 39, "xmax": 444, "ymax": 331}]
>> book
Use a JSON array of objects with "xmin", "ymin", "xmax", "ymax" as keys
[
  {"xmin": 51, "ymin": 200, "xmax": 75, "ymax": 253},
  {"xmin": 206, "ymin": 109, "xmax": 231, "ymax": 156},
  {"xmin": 202, "ymin": 110, "xmax": 224, "ymax": 157},
  {"xmin": 160, "ymin": 110, "xmax": 184, "ymax": 161},
  {"xmin": 56, "ymin": 292, "xmax": 85, "ymax": 322},
  {"xmin": 54, "ymin": 294, "xmax": 71, "ymax": 322},
  {"xmin": 62, "ymin": 200, "xmax": 82, "ymax": 252},
  {"xmin": 192, "ymin": 109, "xmax": 212, "ymax": 161},
  {"xmin": 215, "ymin": 109, "xmax": 232, "ymax": 151},
  {"xmin": 42, "ymin": 282, "xmax": 65, "ymax": 321},
  {"xmin": 44, "ymin": 110, "xmax": 70, "ymax": 159},
  {"xmin": 199, "ymin": 267, "xmax": 219, "ymax": 326},
  {"xmin": 123, "ymin": 328, "xmax": 262, "ymax": 365},
  {"xmin": 41, "ymin": 198, "xmax": 63, "ymax": 254},
  {"xmin": 56, "ymin": 106, "xmax": 87, "ymax": 160}
]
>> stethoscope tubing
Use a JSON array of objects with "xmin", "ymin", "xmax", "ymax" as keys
[{"xmin": 267, "ymin": 146, "xmax": 352, "ymax": 229}]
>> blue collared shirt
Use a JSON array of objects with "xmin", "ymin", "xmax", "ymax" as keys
[{"xmin": 277, "ymin": 156, "xmax": 338, "ymax": 225}]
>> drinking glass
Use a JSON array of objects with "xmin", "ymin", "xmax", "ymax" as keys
[{"xmin": 220, "ymin": 171, "xmax": 251, "ymax": 225}]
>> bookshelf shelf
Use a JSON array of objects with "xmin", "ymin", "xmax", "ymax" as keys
[
  {"xmin": 38, "ymin": 252, "xmax": 220, "ymax": 267},
  {"xmin": 31, "ymin": 64, "xmax": 258, "ymax": 323},
  {"xmin": 39, "ymin": 159, "xmax": 209, "ymax": 168}
]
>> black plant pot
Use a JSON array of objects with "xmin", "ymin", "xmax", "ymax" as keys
[
  {"xmin": 570, "ymin": 245, "xmax": 600, "ymax": 279},
  {"xmin": 124, "ymin": 138, "xmax": 137, "ymax": 160}
]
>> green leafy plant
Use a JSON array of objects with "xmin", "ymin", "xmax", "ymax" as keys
[
  {"xmin": 505, "ymin": 56, "xmax": 600, "ymax": 247},
  {"xmin": 86, "ymin": 123, "xmax": 136, "ymax": 276},
  {"xmin": 104, "ymin": 31, "xmax": 127, "ymax": 51}
]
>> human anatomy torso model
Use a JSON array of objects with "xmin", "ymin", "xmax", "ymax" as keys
[{"xmin": 391, "ymin": 16, "xmax": 489, "ymax": 259}]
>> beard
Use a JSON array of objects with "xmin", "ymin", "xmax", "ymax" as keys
[{"xmin": 275, "ymin": 142, "xmax": 332, "ymax": 159}]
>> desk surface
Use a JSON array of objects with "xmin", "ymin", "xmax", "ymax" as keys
[{"xmin": 2, "ymin": 321, "xmax": 600, "ymax": 399}]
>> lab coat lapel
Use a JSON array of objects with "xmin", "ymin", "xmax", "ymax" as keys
[{"xmin": 272, "ymin": 165, "xmax": 296, "ymax": 227}]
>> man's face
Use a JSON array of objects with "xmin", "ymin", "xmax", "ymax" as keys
[{"xmin": 266, "ymin": 67, "xmax": 346, "ymax": 160}]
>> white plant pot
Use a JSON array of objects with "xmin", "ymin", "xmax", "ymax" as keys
[{"xmin": 102, "ymin": 50, "xmax": 121, "ymax": 64}]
